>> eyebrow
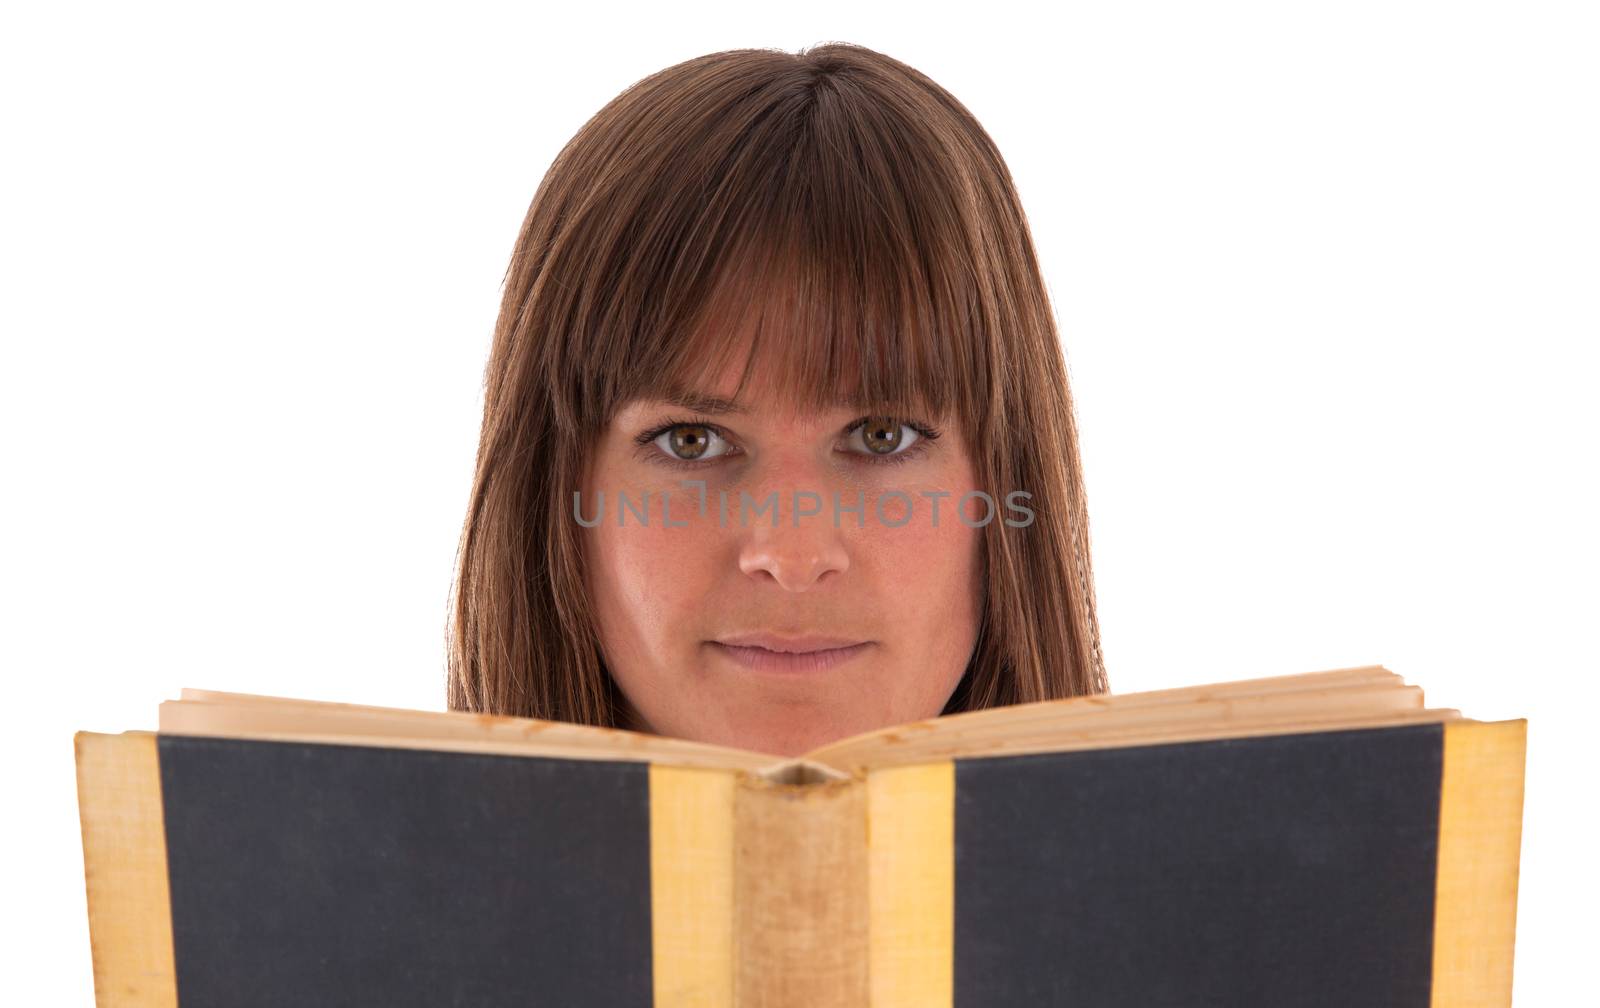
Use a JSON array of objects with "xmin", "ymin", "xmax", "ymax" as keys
[
  {"xmin": 655, "ymin": 388, "xmax": 878, "ymax": 416},
  {"xmin": 660, "ymin": 389, "xmax": 748, "ymax": 415}
]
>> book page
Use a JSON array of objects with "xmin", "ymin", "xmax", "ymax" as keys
[{"xmin": 156, "ymin": 666, "xmax": 1457, "ymax": 777}]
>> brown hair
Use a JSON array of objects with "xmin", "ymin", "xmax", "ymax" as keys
[{"xmin": 446, "ymin": 42, "xmax": 1106, "ymax": 726}]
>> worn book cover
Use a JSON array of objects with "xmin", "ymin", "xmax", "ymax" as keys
[{"xmin": 74, "ymin": 665, "xmax": 1526, "ymax": 1007}]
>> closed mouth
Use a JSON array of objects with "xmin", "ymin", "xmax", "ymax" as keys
[
  {"xmin": 711, "ymin": 632, "xmax": 869, "ymax": 653},
  {"xmin": 706, "ymin": 639, "xmax": 873, "ymax": 673}
]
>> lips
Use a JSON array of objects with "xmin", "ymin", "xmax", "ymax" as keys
[
  {"xmin": 713, "ymin": 632, "xmax": 869, "ymax": 653},
  {"xmin": 707, "ymin": 633, "xmax": 873, "ymax": 674}
]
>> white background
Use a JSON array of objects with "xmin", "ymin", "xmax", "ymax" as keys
[{"xmin": 4, "ymin": 1, "xmax": 1594, "ymax": 1001}]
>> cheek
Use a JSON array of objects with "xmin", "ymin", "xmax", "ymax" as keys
[
  {"xmin": 858, "ymin": 491, "xmax": 985, "ymax": 635},
  {"xmin": 585, "ymin": 511, "xmax": 716, "ymax": 653}
]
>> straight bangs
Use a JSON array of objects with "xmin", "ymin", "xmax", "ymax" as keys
[{"xmin": 542, "ymin": 66, "xmax": 999, "ymax": 453}]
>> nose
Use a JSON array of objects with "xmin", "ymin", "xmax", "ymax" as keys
[{"xmin": 735, "ymin": 490, "xmax": 852, "ymax": 592}]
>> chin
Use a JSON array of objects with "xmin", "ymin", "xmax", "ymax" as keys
[{"xmin": 720, "ymin": 717, "xmax": 858, "ymax": 759}]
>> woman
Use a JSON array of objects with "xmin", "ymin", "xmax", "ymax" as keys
[{"xmin": 446, "ymin": 42, "xmax": 1106, "ymax": 757}]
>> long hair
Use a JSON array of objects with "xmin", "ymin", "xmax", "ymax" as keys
[{"xmin": 447, "ymin": 42, "xmax": 1106, "ymax": 725}]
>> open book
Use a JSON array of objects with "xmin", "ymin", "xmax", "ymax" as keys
[{"xmin": 74, "ymin": 664, "xmax": 1526, "ymax": 1007}]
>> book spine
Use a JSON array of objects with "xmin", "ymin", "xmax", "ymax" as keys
[{"xmin": 733, "ymin": 771, "xmax": 868, "ymax": 1007}]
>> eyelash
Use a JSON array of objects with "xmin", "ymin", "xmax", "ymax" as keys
[{"xmin": 632, "ymin": 415, "xmax": 943, "ymax": 471}]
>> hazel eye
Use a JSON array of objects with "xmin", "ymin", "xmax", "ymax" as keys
[
  {"xmin": 652, "ymin": 423, "xmax": 733, "ymax": 463},
  {"xmin": 847, "ymin": 417, "xmax": 921, "ymax": 457}
]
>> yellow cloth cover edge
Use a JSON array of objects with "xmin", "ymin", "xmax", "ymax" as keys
[
  {"xmin": 867, "ymin": 760, "xmax": 955, "ymax": 1008},
  {"xmin": 74, "ymin": 730, "xmax": 177, "ymax": 1008},
  {"xmin": 650, "ymin": 763, "xmax": 737, "ymax": 1007},
  {"xmin": 1432, "ymin": 718, "xmax": 1528, "ymax": 1008}
]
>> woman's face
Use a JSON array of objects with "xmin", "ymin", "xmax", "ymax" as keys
[{"xmin": 581, "ymin": 355, "xmax": 985, "ymax": 757}]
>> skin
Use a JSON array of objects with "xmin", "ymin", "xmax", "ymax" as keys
[{"xmin": 580, "ymin": 352, "xmax": 985, "ymax": 757}]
